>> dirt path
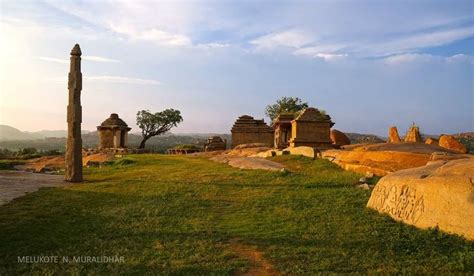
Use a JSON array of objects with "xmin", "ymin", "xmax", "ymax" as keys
[
  {"xmin": 230, "ymin": 240, "xmax": 279, "ymax": 276},
  {"xmin": 0, "ymin": 171, "xmax": 69, "ymax": 205}
]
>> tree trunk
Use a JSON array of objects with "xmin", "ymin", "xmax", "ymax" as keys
[{"xmin": 139, "ymin": 137, "xmax": 149, "ymax": 149}]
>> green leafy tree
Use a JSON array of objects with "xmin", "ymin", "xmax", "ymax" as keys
[
  {"xmin": 265, "ymin": 97, "xmax": 309, "ymax": 123},
  {"xmin": 136, "ymin": 109, "xmax": 183, "ymax": 149}
]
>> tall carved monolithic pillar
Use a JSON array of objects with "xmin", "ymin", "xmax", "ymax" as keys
[{"xmin": 65, "ymin": 44, "xmax": 83, "ymax": 182}]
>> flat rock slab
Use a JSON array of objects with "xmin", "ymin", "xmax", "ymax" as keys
[{"xmin": 0, "ymin": 171, "xmax": 69, "ymax": 206}]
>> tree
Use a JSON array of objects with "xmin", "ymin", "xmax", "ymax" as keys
[
  {"xmin": 265, "ymin": 97, "xmax": 309, "ymax": 123},
  {"xmin": 136, "ymin": 109, "xmax": 183, "ymax": 149}
]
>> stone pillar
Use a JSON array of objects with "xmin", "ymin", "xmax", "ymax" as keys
[
  {"xmin": 65, "ymin": 44, "xmax": 83, "ymax": 182},
  {"xmin": 113, "ymin": 130, "xmax": 118, "ymax": 149},
  {"xmin": 124, "ymin": 131, "xmax": 128, "ymax": 148}
]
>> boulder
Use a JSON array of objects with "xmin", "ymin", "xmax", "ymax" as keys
[
  {"xmin": 367, "ymin": 159, "xmax": 474, "ymax": 241},
  {"xmin": 321, "ymin": 142, "xmax": 466, "ymax": 176},
  {"xmin": 330, "ymin": 129, "xmax": 351, "ymax": 147},
  {"xmin": 425, "ymin": 137, "xmax": 438, "ymax": 145},
  {"xmin": 439, "ymin": 135, "xmax": 468, "ymax": 154},
  {"xmin": 388, "ymin": 126, "xmax": 401, "ymax": 143},
  {"xmin": 286, "ymin": 146, "xmax": 320, "ymax": 159},
  {"xmin": 404, "ymin": 124, "xmax": 422, "ymax": 143}
]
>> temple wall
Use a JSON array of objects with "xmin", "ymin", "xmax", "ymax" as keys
[
  {"xmin": 290, "ymin": 121, "xmax": 332, "ymax": 148},
  {"xmin": 232, "ymin": 131, "xmax": 274, "ymax": 148},
  {"xmin": 98, "ymin": 129, "xmax": 115, "ymax": 149}
]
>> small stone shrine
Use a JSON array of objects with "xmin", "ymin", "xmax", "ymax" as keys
[
  {"xmin": 289, "ymin": 108, "xmax": 334, "ymax": 148},
  {"xmin": 205, "ymin": 136, "xmax": 227, "ymax": 151},
  {"xmin": 97, "ymin": 113, "xmax": 131, "ymax": 149}
]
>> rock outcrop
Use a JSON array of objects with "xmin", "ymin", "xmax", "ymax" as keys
[
  {"xmin": 425, "ymin": 137, "xmax": 438, "ymax": 145},
  {"xmin": 330, "ymin": 129, "xmax": 351, "ymax": 147},
  {"xmin": 367, "ymin": 159, "xmax": 474, "ymax": 241},
  {"xmin": 388, "ymin": 126, "xmax": 401, "ymax": 143},
  {"xmin": 322, "ymin": 142, "xmax": 468, "ymax": 176},
  {"xmin": 439, "ymin": 135, "xmax": 468, "ymax": 154},
  {"xmin": 404, "ymin": 123, "xmax": 422, "ymax": 143}
]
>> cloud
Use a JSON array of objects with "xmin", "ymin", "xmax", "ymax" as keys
[
  {"xmin": 109, "ymin": 24, "xmax": 191, "ymax": 47},
  {"xmin": 360, "ymin": 26, "xmax": 474, "ymax": 57},
  {"xmin": 250, "ymin": 30, "xmax": 313, "ymax": 49},
  {"xmin": 84, "ymin": 75, "xmax": 161, "ymax": 85},
  {"xmin": 37, "ymin": 56, "xmax": 120, "ymax": 63},
  {"xmin": 384, "ymin": 53, "xmax": 474, "ymax": 65},
  {"xmin": 82, "ymin": 56, "xmax": 120, "ymax": 63},
  {"xmin": 195, "ymin": 43, "xmax": 231, "ymax": 50},
  {"xmin": 37, "ymin": 57, "xmax": 68, "ymax": 64}
]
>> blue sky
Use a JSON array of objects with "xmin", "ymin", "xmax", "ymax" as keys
[{"xmin": 0, "ymin": 0, "xmax": 473, "ymax": 136}]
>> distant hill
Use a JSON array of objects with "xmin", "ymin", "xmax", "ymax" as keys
[
  {"xmin": 0, "ymin": 125, "xmax": 43, "ymax": 141},
  {"xmin": 346, "ymin": 132, "xmax": 385, "ymax": 144},
  {"xmin": 0, "ymin": 125, "xmax": 91, "ymax": 141}
]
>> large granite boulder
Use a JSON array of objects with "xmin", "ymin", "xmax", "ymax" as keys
[
  {"xmin": 388, "ymin": 126, "xmax": 401, "ymax": 143},
  {"xmin": 367, "ymin": 159, "xmax": 474, "ymax": 241},
  {"xmin": 439, "ymin": 135, "xmax": 468, "ymax": 154},
  {"xmin": 330, "ymin": 129, "xmax": 351, "ymax": 147},
  {"xmin": 322, "ymin": 142, "xmax": 467, "ymax": 176}
]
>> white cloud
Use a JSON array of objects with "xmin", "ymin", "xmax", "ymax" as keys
[
  {"xmin": 37, "ymin": 55, "xmax": 120, "ymax": 63},
  {"xmin": 109, "ymin": 24, "xmax": 191, "ymax": 47},
  {"xmin": 196, "ymin": 43, "xmax": 231, "ymax": 50},
  {"xmin": 384, "ymin": 53, "xmax": 435, "ymax": 65},
  {"xmin": 250, "ymin": 30, "xmax": 313, "ymax": 49},
  {"xmin": 384, "ymin": 53, "xmax": 474, "ymax": 65},
  {"xmin": 84, "ymin": 75, "xmax": 161, "ymax": 85},
  {"xmin": 37, "ymin": 57, "xmax": 68, "ymax": 64},
  {"xmin": 362, "ymin": 26, "xmax": 474, "ymax": 57},
  {"xmin": 82, "ymin": 56, "xmax": 120, "ymax": 63}
]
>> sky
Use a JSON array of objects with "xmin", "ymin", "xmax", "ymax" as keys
[{"xmin": 0, "ymin": 0, "xmax": 473, "ymax": 136}]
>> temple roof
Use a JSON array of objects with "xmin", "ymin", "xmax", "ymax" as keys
[
  {"xmin": 294, "ymin": 108, "xmax": 334, "ymax": 126},
  {"xmin": 97, "ymin": 113, "xmax": 131, "ymax": 130},
  {"xmin": 231, "ymin": 115, "xmax": 273, "ymax": 133}
]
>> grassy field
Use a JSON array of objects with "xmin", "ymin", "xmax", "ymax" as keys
[{"xmin": 0, "ymin": 154, "xmax": 473, "ymax": 274}]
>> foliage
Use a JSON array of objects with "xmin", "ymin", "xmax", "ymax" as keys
[
  {"xmin": 0, "ymin": 159, "xmax": 25, "ymax": 170},
  {"xmin": 265, "ymin": 97, "xmax": 309, "ymax": 122},
  {"xmin": 0, "ymin": 155, "xmax": 472, "ymax": 274},
  {"xmin": 136, "ymin": 109, "xmax": 183, "ymax": 149},
  {"xmin": 172, "ymin": 144, "xmax": 202, "ymax": 150}
]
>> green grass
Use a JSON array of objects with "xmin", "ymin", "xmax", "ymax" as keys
[
  {"xmin": 0, "ymin": 154, "xmax": 472, "ymax": 274},
  {"xmin": 0, "ymin": 159, "xmax": 25, "ymax": 170}
]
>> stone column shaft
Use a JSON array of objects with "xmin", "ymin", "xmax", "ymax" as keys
[{"xmin": 65, "ymin": 44, "xmax": 83, "ymax": 182}]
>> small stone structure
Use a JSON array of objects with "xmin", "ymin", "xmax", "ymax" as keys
[
  {"xmin": 404, "ymin": 123, "xmax": 422, "ymax": 142},
  {"xmin": 231, "ymin": 115, "xmax": 274, "ymax": 148},
  {"xmin": 205, "ymin": 136, "xmax": 226, "ymax": 151},
  {"xmin": 289, "ymin": 108, "xmax": 334, "ymax": 148},
  {"xmin": 273, "ymin": 113, "xmax": 294, "ymax": 149},
  {"xmin": 388, "ymin": 126, "xmax": 401, "ymax": 143},
  {"xmin": 97, "ymin": 113, "xmax": 131, "ymax": 149},
  {"xmin": 65, "ymin": 44, "xmax": 83, "ymax": 182}
]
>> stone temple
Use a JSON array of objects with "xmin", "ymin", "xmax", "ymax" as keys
[
  {"xmin": 289, "ymin": 108, "xmax": 334, "ymax": 148},
  {"xmin": 205, "ymin": 136, "xmax": 227, "ymax": 151},
  {"xmin": 273, "ymin": 113, "xmax": 294, "ymax": 149},
  {"xmin": 97, "ymin": 113, "xmax": 131, "ymax": 149},
  {"xmin": 231, "ymin": 115, "xmax": 274, "ymax": 148}
]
